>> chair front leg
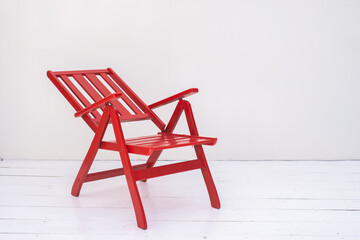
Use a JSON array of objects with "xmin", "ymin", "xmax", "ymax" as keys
[
  {"xmin": 71, "ymin": 106, "xmax": 111, "ymax": 197},
  {"xmin": 182, "ymin": 100, "xmax": 221, "ymax": 209},
  {"xmin": 109, "ymin": 108, "xmax": 147, "ymax": 229}
]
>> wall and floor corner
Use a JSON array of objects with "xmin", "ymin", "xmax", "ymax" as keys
[{"xmin": 1, "ymin": 0, "xmax": 360, "ymax": 161}]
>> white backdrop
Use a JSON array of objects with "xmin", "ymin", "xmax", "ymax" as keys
[{"xmin": 1, "ymin": 0, "xmax": 360, "ymax": 160}]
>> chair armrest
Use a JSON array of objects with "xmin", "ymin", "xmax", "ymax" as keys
[
  {"xmin": 148, "ymin": 88, "xmax": 198, "ymax": 109},
  {"xmin": 74, "ymin": 93, "xmax": 122, "ymax": 118}
]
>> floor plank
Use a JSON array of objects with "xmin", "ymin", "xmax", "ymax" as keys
[{"xmin": 1, "ymin": 159, "xmax": 360, "ymax": 239}]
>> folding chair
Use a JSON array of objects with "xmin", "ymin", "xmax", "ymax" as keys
[{"xmin": 47, "ymin": 68, "xmax": 220, "ymax": 229}]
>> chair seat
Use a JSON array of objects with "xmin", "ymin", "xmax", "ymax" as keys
[{"xmin": 100, "ymin": 133, "xmax": 217, "ymax": 155}]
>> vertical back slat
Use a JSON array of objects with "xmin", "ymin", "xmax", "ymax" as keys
[
  {"xmin": 100, "ymin": 73, "xmax": 143, "ymax": 115},
  {"xmin": 49, "ymin": 68, "xmax": 163, "ymax": 130},
  {"xmin": 85, "ymin": 74, "xmax": 131, "ymax": 116},
  {"xmin": 72, "ymin": 74, "xmax": 104, "ymax": 102},
  {"xmin": 47, "ymin": 70, "xmax": 98, "ymax": 132},
  {"xmin": 60, "ymin": 75, "xmax": 101, "ymax": 119},
  {"xmin": 107, "ymin": 68, "xmax": 166, "ymax": 130}
]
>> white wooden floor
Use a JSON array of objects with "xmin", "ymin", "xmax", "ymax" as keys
[{"xmin": 1, "ymin": 159, "xmax": 360, "ymax": 240}]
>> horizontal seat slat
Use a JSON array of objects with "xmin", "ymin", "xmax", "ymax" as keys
[
  {"xmin": 134, "ymin": 136, "xmax": 198, "ymax": 147},
  {"xmin": 123, "ymin": 134, "xmax": 184, "ymax": 145},
  {"xmin": 141, "ymin": 138, "xmax": 208, "ymax": 148},
  {"xmin": 130, "ymin": 133, "xmax": 217, "ymax": 147},
  {"xmin": 100, "ymin": 133, "xmax": 217, "ymax": 155}
]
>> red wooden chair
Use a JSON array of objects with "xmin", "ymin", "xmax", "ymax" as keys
[{"xmin": 47, "ymin": 68, "xmax": 220, "ymax": 229}]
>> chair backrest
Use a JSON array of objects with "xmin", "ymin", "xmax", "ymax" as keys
[{"xmin": 47, "ymin": 68, "xmax": 165, "ymax": 132}]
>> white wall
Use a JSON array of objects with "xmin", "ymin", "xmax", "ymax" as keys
[{"xmin": 1, "ymin": 0, "xmax": 360, "ymax": 160}]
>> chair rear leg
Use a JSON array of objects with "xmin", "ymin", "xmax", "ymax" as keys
[
  {"xmin": 146, "ymin": 101, "xmax": 183, "ymax": 169},
  {"xmin": 195, "ymin": 145, "xmax": 221, "ymax": 209},
  {"xmin": 71, "ymin": 107, "xmax": 111, "ymax": 197},
  {"xmin": 141, "ymin": 101, "xmax": 184, "ymax": 182},
  {"xmin": 141, "ymin": 150, "xmax": 162, "ymax": 182},
  {"xmin": 182, "ymin": 100, "xmax": 220, "ymax": 208}
]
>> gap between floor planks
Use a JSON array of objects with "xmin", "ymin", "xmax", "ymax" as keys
[{"xmin": 1, "ymin": 159, "xmax": 360, "ymax": 239}]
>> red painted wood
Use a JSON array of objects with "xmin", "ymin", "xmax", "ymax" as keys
[
  {"xmin": 53, "ymin": 69, "xmax": 109, "ymax": 76},
  {"xmin": 47, "ymin": 71, "xmax": 98, "ymax": 132},
  {"xmin": 128, "ymin": 133, "xmax": 217, "ymax": 147},
  {"xmin": 47, "ymin": 68, "xmax": 220, "ymax": 229},
  {"xmin": 110, "ymin": 113, "xmax": 152, "ymax": 123},
  {"xmin": 164, "ymin": 100, "xmax": 184, "ymax": 133},
  {"xmin": 73, "ymin": 74, "xmax": 104, "ymax": 102},
  {"xmin": 59, "ymin": 75, "xmax": 92, "ymax": 110},
  {"xmin": 139, "ymin": 100, "xmax": 187, "ymax": 182},
  {"xmin": 50, "ymin": 69, "xmax": 156, "ymax": 124},
  {"xmin": 183, "ymin": 100, "xmax": 221, "ymax": 209},
  {"xmin": 85, "ymin": 73, "xmax": 131, "ymax": 116},
  {"xmin": 74, "ymin": 93, "xmax": 122, "ymax": 118},
  {"xmin": 148, "ymin": 88, "xmax": 198, "ymax": 109},
  {"xmin": 143, "ymin": 150, "xmax": 162, "ymax": 170},
  {"xmin": 139, "ymin": 101, "xmax": 187, "ymax": 182},
  {"xmin": 100, "ymin": 73, "xmax": 143, "ymax": 115},
  {"xmin": 60, "ymin": 74, "xmax": 102, "ymax": 120},
  {"xmin": 109, "ymin": 107, "xmax": 147, "ymax": 229},
  {"xmin": 108, "ymin": 68, "xmax": 166, "ymax": 130},
  {"xmin": 85, "ymin": 163, "xmax": 148, "ymax": 182},
  {"xmin": 133, "ymin": 159, "xmax": 203, "ymax": 181},
  {"xmin": 71, "ymin": 106, "xmax": 111, "ymax": 197},
  {"xmin": 100, "ymin": 133, "xmax": 216, "ymax": 155},
  {"xmin": 100, "ymin": 141, "xmax": 152, "ymax": 155}
]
